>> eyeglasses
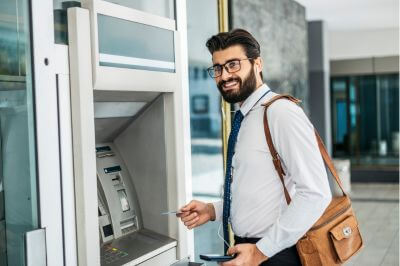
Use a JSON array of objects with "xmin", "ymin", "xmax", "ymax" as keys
[{"xmin": 207, "ymin": 58, "xmax": 253, "ymax": 78}]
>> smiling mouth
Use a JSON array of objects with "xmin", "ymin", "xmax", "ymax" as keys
[{"xmin": 223, "ymin": 80, "xmax": 239, "ymax": 91}]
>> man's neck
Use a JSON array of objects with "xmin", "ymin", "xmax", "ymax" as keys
[{"xmin": 239, "ymin": 82, "xmax": 264, "ymax": 106}]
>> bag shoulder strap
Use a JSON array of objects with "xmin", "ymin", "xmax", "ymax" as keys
[{"xmin": 262, "ymin": 94, "xmax": 346, "ymax": 205}]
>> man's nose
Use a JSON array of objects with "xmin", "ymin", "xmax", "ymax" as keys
[{"xmin": 220, "ymin": 66, "xmax": 233, "ymax": 80}]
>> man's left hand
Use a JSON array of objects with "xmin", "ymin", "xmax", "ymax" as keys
[{"xmin": 221, "ymin": 244, "xmax": 268, "ymax": 266}]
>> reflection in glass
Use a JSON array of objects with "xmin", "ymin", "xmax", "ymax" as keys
[
  {"xmin": 187, "ymin": 0, "xmax": 223, "ymax": 264},
  {"xmin": 103, "ymin": 0, "xmax": 175, "ymax": 19},
  {"xmin": 98, "ymin": 15, "xmax": 175, "ymax": 72},
  {"xmin": 377, "ymin": 75, "xmax": 399, "ymax": 157},
  {"xmin": 192, "ymin": 95, "xmax": 210, "ymax": 114},
  {"xmin": 331, "ymin": 74, "xmax": 399, "ymax": 167},
  {"xmin": 0, "ymin": 0, "xmax": 39, "ymax": 265},
  {"xmin": 358, "ymin": 76, "xmax": 377, "ymax": 156}
]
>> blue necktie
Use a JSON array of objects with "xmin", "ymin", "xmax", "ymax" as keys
[{"xmin": 222, "ymin": 110, "xmax": 244, "ymax": 253}]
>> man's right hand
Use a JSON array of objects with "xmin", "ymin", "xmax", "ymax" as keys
[{"xmin": 178, "ymin": 200, "xmax": 216, "ymax": 229}]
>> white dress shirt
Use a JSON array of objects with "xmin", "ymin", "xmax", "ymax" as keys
[{"xmin": 212, "ymin": 84, "xmax": 332, "ymax": 257}]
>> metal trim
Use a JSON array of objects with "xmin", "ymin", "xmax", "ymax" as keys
[
  {"xmin": 30, "ymin": 0, "xmax": 65, "ymax": 264},
  {"xmin": 99, "ymin": 54, "xmax": 176, "ymax": 70},
  {"xmin": 217, "ymin": 0, "xmax": 233, "ymax": 248},
  {"xmin": 24, "ymin": 229, "xmax": 47, "ymax": 266}
]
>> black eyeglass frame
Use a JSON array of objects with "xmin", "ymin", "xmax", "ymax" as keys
[{"xmin": 207, "ymin": 58, "xmax": 254, "ymax": 78}]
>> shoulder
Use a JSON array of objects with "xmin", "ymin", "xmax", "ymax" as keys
[{"xmin": 266, "ymin": 97, "xmax": 304, "ymax": 123}]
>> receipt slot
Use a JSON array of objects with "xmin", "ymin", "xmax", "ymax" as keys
[{"xmin": 67, "ymin": 2, "xmax": 193, "ymax": 266}]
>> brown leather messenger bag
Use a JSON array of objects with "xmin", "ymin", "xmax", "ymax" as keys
[{"xmin": 262, "ymin": 94, "xmax": 363, "ymax": 266}]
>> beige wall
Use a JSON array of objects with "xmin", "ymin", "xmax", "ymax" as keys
[
  {"xmin": 329, "ymin": 28, "xmax": 399, "ymax": 60},
  {"xmin": 331, "ymin": 55, "xmax": 399, "ymax": 76}
]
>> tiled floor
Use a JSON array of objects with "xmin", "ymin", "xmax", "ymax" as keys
[
  {"xmin": 193, "ymin": 183, "xmax": 399, "ymax": 266},
  {"xmin": 345, "ymin": 183, "xmax": 399, "ymax": 266}
]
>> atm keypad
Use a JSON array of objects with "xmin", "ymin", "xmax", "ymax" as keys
[{"xmin": 102, "ymin": 245, "xmax": 128, "ymax": 264}]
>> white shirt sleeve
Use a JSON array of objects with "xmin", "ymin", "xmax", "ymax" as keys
[
  {"xmin": 212, "ymin": 200, "xmax": 223, "ymax": 221},
  {"xmin": 256, "ymin": 99, "xmax": 332, "ymax": 257}
]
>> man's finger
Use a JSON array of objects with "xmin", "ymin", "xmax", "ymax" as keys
[
  {"xmin": 184, "ymin": 216, "xmax": 199, "ymax": 227},
  {"xmin": 226, "ymin": 245, "xmax": 239, "ymax": 256},
  {"xmin": 186, "ymin": 217, "xmax": 200, "ymax": 229},
  {"xmin": 181, "ymin": 212, "xmax": 197, "ymax": 223},
  {"xmin": 180, "ymin": 201, "xmax": 197, "ymax": 212}
]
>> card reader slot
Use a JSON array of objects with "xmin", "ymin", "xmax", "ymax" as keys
[{"xmin": 111, "ymin": 174, "xmax": 122, "ymax": 186}]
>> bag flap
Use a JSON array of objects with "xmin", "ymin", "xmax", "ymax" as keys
[{"xmin": 330, "ymin": 215, "xmax": 359, "ymax": 241}]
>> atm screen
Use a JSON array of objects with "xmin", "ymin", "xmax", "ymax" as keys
[
  {"xmin": 96, "ymin": 146, "xmax": 111, "ymax": 152},
  {"xmin": 104, "ymin": 165, "xmax": 121, "ymax": 174}
]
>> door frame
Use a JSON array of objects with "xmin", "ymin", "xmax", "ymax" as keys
[{"xmin": 30, "ymin": 0, "xmax": 65, "ymax": 264}]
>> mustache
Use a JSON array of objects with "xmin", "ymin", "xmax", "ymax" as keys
[{"xmin": 217, "ymin": 77, "xmax": 241, "ymax": 89}]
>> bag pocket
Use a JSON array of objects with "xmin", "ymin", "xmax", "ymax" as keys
[{"xmin": 329, "ymin": 215, "xmax": 363, "ymax": 262}]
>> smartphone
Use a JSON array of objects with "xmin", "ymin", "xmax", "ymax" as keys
[{"xmin": 199, "ymin": 254, "xmax": 236, "ymax": 262}]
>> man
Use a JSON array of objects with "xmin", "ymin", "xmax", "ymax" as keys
[{"xmin": 179, "ymin": 29, "xmax": 332, "ymax": 266}]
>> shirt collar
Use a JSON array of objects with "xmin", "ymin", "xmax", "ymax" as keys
[{"xmin": 239, "ymin": 84, "xmax": 271, "ymax": 116}]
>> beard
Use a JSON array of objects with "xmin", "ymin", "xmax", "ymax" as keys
[{"xmin": 217, "ymin": 68, "xmax": 257, "ymax": 104}]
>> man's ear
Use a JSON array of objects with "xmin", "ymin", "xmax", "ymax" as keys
[{"xmin": 255, "ymin": 57, "xmax": 263, "ymax": 72}]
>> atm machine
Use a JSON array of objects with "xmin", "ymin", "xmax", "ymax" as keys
[{"xmin": 64, "ymin": 1, "xmax": 197, "ymax": 265}]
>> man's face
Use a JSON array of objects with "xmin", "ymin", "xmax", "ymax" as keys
[{"xmin": 212, "ymin": 45, "xmax": 257, "ymax": 104}]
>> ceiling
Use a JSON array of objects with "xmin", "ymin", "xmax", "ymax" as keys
[{"xmin": 295, "ymin": 0, "xmax": 399, "ymax": 31}]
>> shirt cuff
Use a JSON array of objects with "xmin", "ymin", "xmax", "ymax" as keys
[
  {"xmin": 211, "ymin": 201, "xmax": 223, "ymax": 222},
  {"xmin": 256, "ymin": 235, "xmax": 281, "ymax": 258}
]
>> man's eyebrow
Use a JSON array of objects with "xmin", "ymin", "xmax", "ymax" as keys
[{"xmin": 212, "ymin": 58, "xmax": 241, "ymax": 67}]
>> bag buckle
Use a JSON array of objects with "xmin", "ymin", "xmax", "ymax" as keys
[{"xmin": 343, "ymin": 226, "xmax": 352, "ymax": 238}]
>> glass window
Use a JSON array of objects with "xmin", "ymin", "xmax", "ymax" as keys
[
  {"xmin": 0, "ymin": 0, "xmax": 39, "ymax": 265},
  {"xmin": 192, "ymin": 95, "xmax": 209, "ymax": 114},
  {"xmin": 331, "ymin": 74, "xmax": 399, "ymax": 167},
  {"xmin": 331, "ymin": 78, "xmax": 348, "ymax": 156},
  {"xmin": 103, "ymin": 0, "xmax": 175, "ymax": 19},
  {"xmin": 378, "ymin": 74, "xmax": 399, "ymax": 157},
  {"xmin": 97, "ymin": 15, "xmax": 175, "ymax": 72},
  {"xmin": 53, "ymin": 0, "xmax": 174, "ymax": 45},
  {"xmin": 187, "ymin": 0, "xmax": 224, "ymax": 264},
  {"xmin": 358, "ymin": 75, "xmax": 377, "ymax": 156}
]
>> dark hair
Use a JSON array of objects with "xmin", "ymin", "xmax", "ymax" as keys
[{"xmin": 206, "ymin": 29, "xmax": 263, "ymax": 79}]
